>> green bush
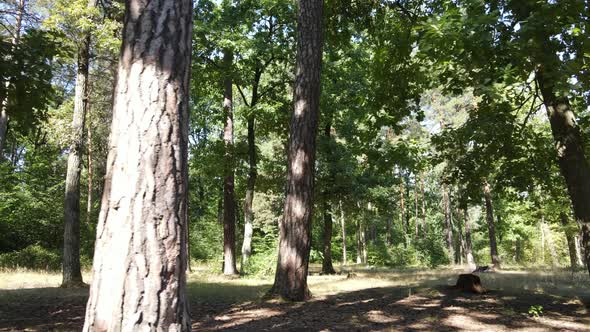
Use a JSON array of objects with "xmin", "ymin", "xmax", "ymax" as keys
[
  {"xmin": 0, "ymin": 245, "xmax": 62, "ymax": 270},
  {"xmin": 242, "ymin": 248, "xmax": 277, "ymax": 277}
]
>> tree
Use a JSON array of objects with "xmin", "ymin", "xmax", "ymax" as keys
[
  {"xmin": 222, "ymin": 48, "xmax": 239, "ymax": 275},
  {"xmin": 83, "ymin": 0, "xmax": 192, "ymax": 329},
  {"xmin": 270, "ymin": 0, "xmax": 324, "ymax": 301},
  {"xmin": 321, "ymin": 122, "xmax": 336, "ymax": 275},
  {"xmin": 61, "ymin": 0, "xmax": 98, "ymax": 288},
  {"xmin": 483, "ymin": 181, "xmax": 500, "ymax": 268}
]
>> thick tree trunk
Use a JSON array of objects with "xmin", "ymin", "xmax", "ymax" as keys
[
  {"xmin": 464, "ymin": 209, "xmax": 476, "ymax": 270},
  {"xmin": 241, "ymin": 116, "xmax": 256, "ymax": 269},
  {"xmin": 62, "ymin": 0, "xmax": 96, "ymax": 286},
  {"xmin": 442, "ymin": 184, "xmax": 454, "ymax": 261},
  {"xmin": 560, "ymin": 213, "xmax": 577, "ymax": 269},
  {"xmin": 83, "ymin": 0, "xmax": 192, "ymax": 330},
  {"xmin": 483, "ymin": 182, "xmax": 501, "ymax": 268},
  {"xmin": 536, "ymin": 69, "xmax": 590, "ymax": 276},
  {"xmin": 321, "ymin": 202, "xmax": 336, "ymax": 274},
  {"xmin": 339, "ymin": 201, "xmax": 346, "ymax": 265},
  {"xmin": 270, "ymin": 0, "xmax": 324, "ymax": 301},
  {"xmin": 222, "ymin": 49, "xmax": 238, "ymax": 275}
]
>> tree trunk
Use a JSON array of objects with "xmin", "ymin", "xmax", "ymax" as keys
[
  {"xmin": 442, "ymin": 184, "xmax": 454, "ymax": 261},
  {"xmin": 464, "ymin": 209, "xmax": 476, "ymax": 270},
  {"xmin": 483, "ymin": 182, "xmax": 500, "ymax": 268},
  {"xmin": 339, "ymin": 200, "xmax": 346, "ymax": 265},
  {"xmin": 356, "ymin": 219, "xmax": 362, "ymax": 264},
  {"xmin": 270, "ymin": 0, "xmax": 324, "ymax": 301},
  {"xmin": 83, "ymin": 0, "xmax": 192, "ymax": 330},
  {"xmin": 541, "ymin": 215, "xmax": 559, "ymax": 267},
  {"xmin": 400, "ymin": 177, "xmax": 406, "ymax": 247},
  {"xmin": 536, "ymin": 69, "xmax": 590, "ymax": 276},
  {"xmin": 241, "ymin": 116, "xmax": 256, "ymax": 269},
  {"xmin": 222, "ymin": 49, "xmax": 238, "ymax": 276},
  {"xmin": 420, "ymin": 173, "xmax": 426, "ymax": 234},
  {"xmin": 386, "ymin": 216, "xmax": 392, "ymax": 246},
  {"xmin": 414, "ymin": 176, "xmax": 419, "ymax": 239},
  {"xmin": 0, "ymin": 0, "xmax": 25, "ymax": 158},
  {"xmin": 560, "ymin": 212, "xmax": 578, "ymax": 269},
  {"xmin": 321, "ymin": 202, "xmax": 336, "ymax": 274},
  {"xmin": 62, "ymin": 0, "xmax": 97, "ymax": 287},
  {"xmin": 361, "ymin": 224, "xmax": 367, "ymax": 264},
  {"xmin": 574, "ymin": 236, "xmax": 584, "ymax": 266},
  {"xmin": 86, "ymin": 119, "xmax": 93, "ymax": 226}
]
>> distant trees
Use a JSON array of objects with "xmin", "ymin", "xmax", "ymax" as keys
[
  {"xmin": 270, "ymin": 0, "xmax": 324, "ymax": 301},
  {"xmin": 83, "ymin": 0, "xmax": 192, "ymax": 329}
]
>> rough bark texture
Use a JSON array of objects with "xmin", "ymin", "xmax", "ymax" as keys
[
  {"xmin": 83, "ymin": 0, "xmax": 193, "ymax": 330},
  {"xmin": 464, "ymin": 209, "xmax": 476, "ymax": 270},
  {"xmin": 270, "ymin": 0, "xmax": 324, "ymax": 301},
  {"xmin": 536, "ymin": 69, "xmax": 590, "ymax": 276},
  {"xmin": 86, "ymin": 122, "xmax": 93, "ymax": 226},
  {"xmin": 222, "ymin": 49, "xmax": 238, "ymax": 276},
  {"xmin": 241, "ymin": 116, "xmax": 256, "ymax": 269},
  {"xmin": 483, "ymin": 182, "xmax": 501, "ymax": 268},
  {"xmin": 321, "ymin": 202, "xmax": 336, "ymax": 274},
  {"xmin": 62, "ymin": 0, "xmax": 96, "ymax": 287}
]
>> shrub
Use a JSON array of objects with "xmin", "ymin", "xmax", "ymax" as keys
[{"xmin": 0, "ymin": 245, "xmax": 62, "ymax": 270}]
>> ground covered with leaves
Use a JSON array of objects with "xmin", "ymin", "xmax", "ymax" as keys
[{"xmin": 0, "ymin": 266, "xmax": 588, "ymax": 331}]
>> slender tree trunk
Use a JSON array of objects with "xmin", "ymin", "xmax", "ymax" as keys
[
  {"xmin": 483, "ymin": 182, "xmax": 500, "ymax": 268},
  {"xmin": 356, "ymin": 219, "xmax": 362, "ymax": 264},
  {"xmin": 541, "ymin": 215, "xmax": 559, "ymax": 266},
  {"xmin": 339, "ymin": 200, "xmax": 346, "ymax": 265},
  {"xmin": 574, "ymin": 236, "xmax": 584, "ymax": 266},
  {"xmin": 456, "ymin": 208, "xmax": 464, "ymax": 265},
  {"xmin": 270, "ymin": 0, "xmax": 324, "ymax": 301},
  {"xmin": 536, "ymin": 69, "xmax": 590, "ymax": 276},
  {"xmin": 464, "ymin": 209, "xmax": 476, "ymax": 270},
  {"xmin": 83, "ymin": 0, "xmax": 192, "ymax": 329},
  {"xmin": 414, "ymin": 176, "xmax": 419, "ymax": 239},
  {"xmin": 420, "ymin": 173, "xmax": 426, "ymax": 234},
  {"xmin": 241, "ymin": 116, "xmax": 256, "ymax": 269},
  {"xmin": 321, "ymin": 201, "xmax": 336, "ymax": 274},
  {"xmin": 400, "ymin": 177, "xmax": 407, "ymax": 247},
  {"xmin": 442, "ymin": 184, "xmax": 454, "ymax": 261},
  {"xmin": 0, "ymin": 0, "xmax": 25, "ymax": 158},
  {"xmin": 222, "ymin": 49, "xmax": 238, "ymax": 275},
  {"xmin": 361, "ymin": 224, "xmax": 367, "ymax": 264},
  {"xmin": 86, "ymin": 119, "xmax": 93, "ymax": 226},
  {"xmin": 321, "ymin": 122, "xmax": 335, "ymax": 274},
  {"xmin": 560, "ymin": 212, "xmax": 578, "ymax": 269},
  {"xmin": 386, "ymin": 216, "xmax": 392, "ymax": 246},
  {"xmin": 63, "ymin": 0, "xmax": 97, "ymax": 287}
]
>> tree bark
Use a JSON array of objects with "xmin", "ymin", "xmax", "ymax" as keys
[
  {"xmin": 83, "ymin": 0, "xmax": 192, "ymax": 330},
  {"xmin": 86, "ymin": 117, "xmax": 93, "ymax": 226},
  {"xmin": 241, "ymin": 116, "xmax": 256, "ymax": 269},
  {"xmin": 483, "ymin": 182, "xmax": 501, "ymax": 268},
  {"xmin": 62, "ymin": 0, "xmax": 97, "ymax": 287},
  {"xmin": 575, "ymin": 235, "xmax": 585, "ymax": 267},
  {"xmin": 339, "ymin": 200, "xmax": 346, "ymax": 265},
  {"xmin": 386, "ymin": 216, "xmax": 392, "ymax": 246},
  {"xmin": 414, "ymin": 176, "xmax": 419, "ymax": 239},
  {"xmin": 464, "ymin": 209, "xmax": 476, "ymax": 270},
  {"xmin": 0, "ymin": 0, "xmax": 26, "ymax": 159},
  {"xmin": 321, "ymin": 202, "xmax": 336, "ymax": 274},
  {"xmin": 400, "ymin": 176, "xmax": 407, "ymax": 247},
  {"xmin": 270, "ymin": 0, "xmax": 324, "ymax": 301},
  {"xmin": 420, "ymin": 173, "xmax": 426, "ymax": 234},
  {"xmin": 536, "ymin": 69, "xmax": 590, "ymax": 276},
  {"xmin": 560, "ymin": 213, "xmax": 577, "ymax": 269},
  {"xmin": 442, "ymin": 184, "xmax": 454, "ymax": 261},
  {"xmin": 356, "ymin": 219, "xmax": 362, "ymax": 264},
  {"xmin": 222, "ymin": 49, "xmax": 238, "ymax": 275}
]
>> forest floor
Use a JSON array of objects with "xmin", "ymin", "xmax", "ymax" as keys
[{"xmin": 0, "ymin": 265, "xmax": 589, "ymax": 331}]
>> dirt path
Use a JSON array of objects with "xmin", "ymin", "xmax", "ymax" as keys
[{"xmin": 1, "ymin": 270, "xmax": 588, "ymax": 331}]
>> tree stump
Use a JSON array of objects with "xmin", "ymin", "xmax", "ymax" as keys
[{"xmin": 455, "ymin": 273, "xmax": 485, "ymax": 294}]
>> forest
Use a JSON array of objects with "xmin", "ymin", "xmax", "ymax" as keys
[{"xmin": 0, "ymin": 0, "xmax": 589, "ymax": 331}]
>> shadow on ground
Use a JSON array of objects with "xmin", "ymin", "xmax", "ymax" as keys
[{"xmin": 0, "ymin": 272, "xmax": 589, "ymax": 331}]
